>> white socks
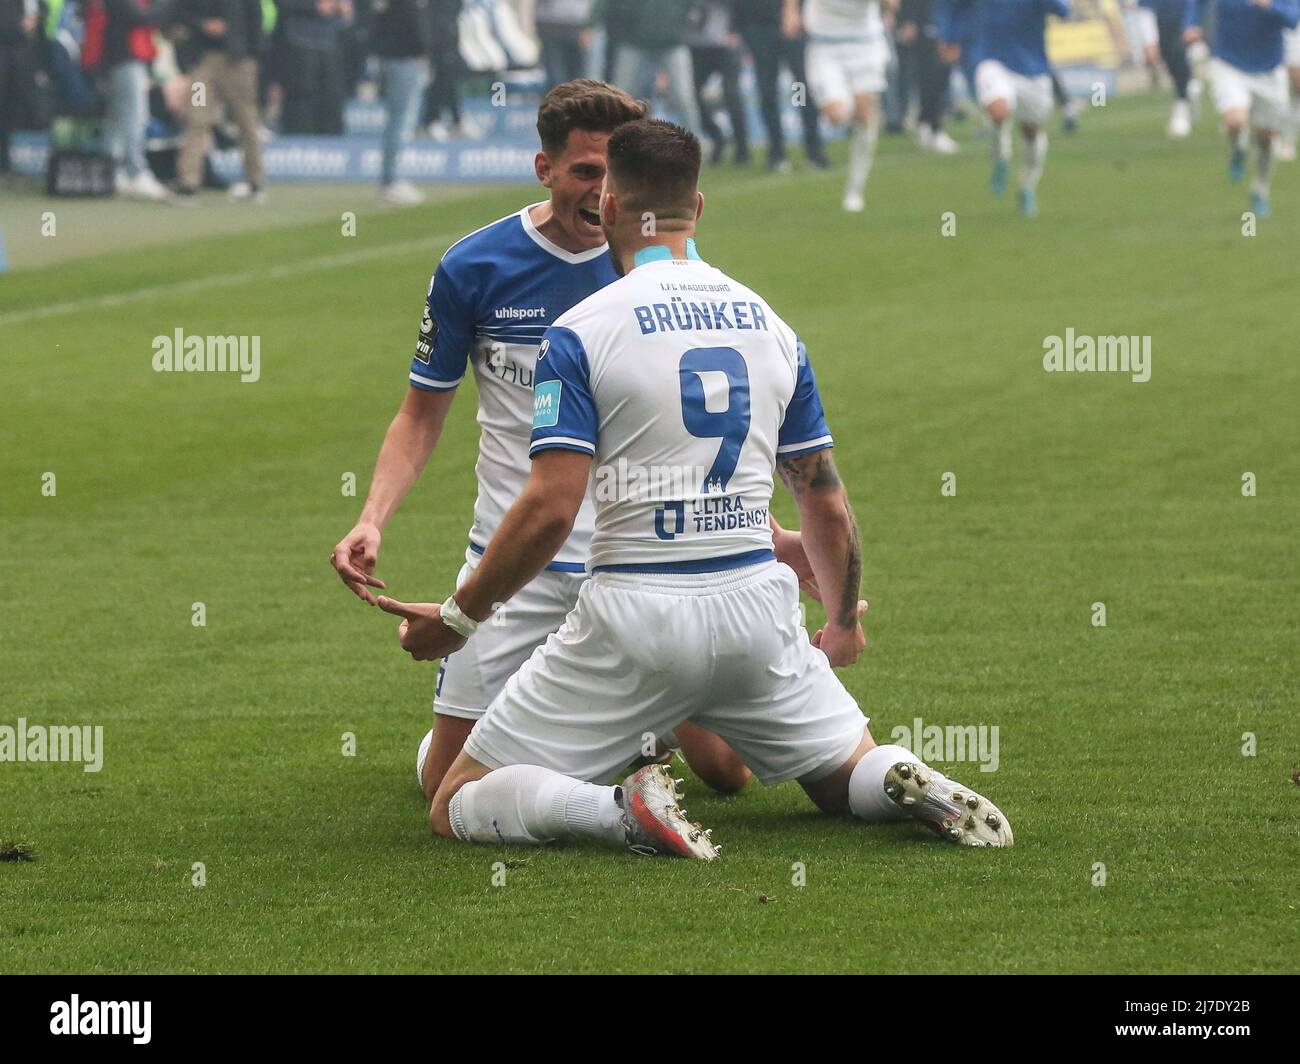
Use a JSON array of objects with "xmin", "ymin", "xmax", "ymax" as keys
[
  {"xmin": 1253, "ymin": 136, "xmax": 1275, "ymax": 197},
  {"xmin": 1020, "ymin": 130, "xmax": 1048, "ymax": 191},
  {"xmin": 447, "ymin": 764, "xmax": 625, "ymax": 846},
  {"xmin": 846, "ymin": 119, "xmax": 878, "ymax": 200},
  {"xmin": 847, "ymin": 743, "xmax": 923, "ymax": 822},
  {"xmin": 994, "ymin": 121, "xmax": 1012, "ymax": 163}
]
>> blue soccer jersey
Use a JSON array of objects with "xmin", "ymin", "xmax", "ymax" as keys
[
  {"xmin": 528, "ymin": 245, "xmax": 833, "ymax": 573},
  {"xmin": 1185, "ymin": 0, "xmax": 1300, "ymax": 73},
  {"xmin": 936, "ymin": 0, "xmax": 1071, "ymax": 77},
  {"xmin": 411, "ymin": 203, "xmax": 617, "ymax": 569}
]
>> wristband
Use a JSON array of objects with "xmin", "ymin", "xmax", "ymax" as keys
[{"xmin": 439, "ymin": 595, "xmax": 479, "ymax": 638}]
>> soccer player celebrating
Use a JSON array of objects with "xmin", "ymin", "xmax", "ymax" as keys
[
  {"xmin": 1185, "ymin": 0, "xmax": 1300, "ymax": 217},
  {"xmin": 783, "ymin": 0, "xmax": 894, "ymax": 212},
  {"xmin": 378, "ymin": 119, "xmax": 1014, "ymax": 858},
  {"xmin": 937, "ymin": 0, "xmax": 1072, "ymax": 217},
  {"xmin": 332, "ymin": 81, "xmax": 794, "ymax": 799}
]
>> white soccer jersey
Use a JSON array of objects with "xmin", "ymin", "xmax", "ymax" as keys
[
  {"xmin": 529, "ymin": 245, "xmax": 834, "ymax": 573},
  {"xmin": 410, "ymin": 204, "xmax": 615, "ymax": 571},
  {"xmin": 804, "ymin": 0, "xmax": 884, "ymax": 41}
]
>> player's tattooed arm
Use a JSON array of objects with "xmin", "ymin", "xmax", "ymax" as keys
[
  {"xmin": 778, "ymin": 450, "xmax": 867, "ymax": 665},
  {"xmin": 778, "ymin": 449, "xmax": 842, "ymax": 496}
]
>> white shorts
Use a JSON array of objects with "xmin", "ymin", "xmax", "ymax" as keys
[
  {"xmin": 1284, "ymin": 27, "xmax": 1300, "ymax": 69},
  {"xmin": 1123, "ymin": 7, "xmax": 1158, "ymax": 53},
  {"xmin": 975, "ymin": 59, "xmax": 1054, "ymax": 126},
  {"xmin": 1209, "ymin": 58, "xmax": 1290, "ymax": 132},
  {"xmin": 433, "ymin": 548, "xmax": 585, "ymax": 720},
  {"xmin": 464, "ymin": 561, "xmax": 868, "ymax": 787},
  {"xmin": 807, "ymin": 37, "xmax": 890, "ymax": 107}
]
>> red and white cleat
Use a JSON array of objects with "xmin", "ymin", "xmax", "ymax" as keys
[
  {"xmin": 885, "ymin": 761, "xmax": 1014, "ymax": 847},
  {"xmin": 620, "ymin": 763, "xmax": 720, "ymax": 861}
]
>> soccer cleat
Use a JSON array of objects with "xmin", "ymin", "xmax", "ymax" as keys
[
  {"xmin": 380, "ymin": 180, "xmax": 426, "ymax": 207},
  {"xmin": 842, "ymin": 191, "xmax": 865, "ymax": 213},
  {"xmin": 229, "ymin": 181, "xmax": 267, "ymax": 204},
  {"xmin": 1275, "ymin": 137, "xmax": 1296, "ymax": 163},
  {"xmin": 1250, "ymin": 191, "xmax": 1270, "ymax": 219},
  {"xmin": 620, "ymin": 763, "xmax": 719, "ymax": 861},
  {"xmin": 930, "ymin": 130, "xmax": 960, "ymax": 155},
  {"xmin": 1018, "ymin": 187, "xmax": 1038, "ymax": 217},
  {"xmin": 1167, "ymin": 100, "xmax": 1192, "ymax": 139},
  {"xmin": 884, "ymin": 761, "xmax": 1014, "ymax": 847},
  {"xmin": 990, "ymin": 157, "xmax": 1008, "ymax": 197},
  {"xmin": 1228, "ymin": 149, "xmax": 1246, "ymax": 184}
]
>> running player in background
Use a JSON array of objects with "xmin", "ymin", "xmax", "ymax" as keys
[
  {"xmin": 784, "ymin": 0, "xmax": 894, "ymax": 211},
  {"xmin": 330, "ymin": 81, "xmax": 789, "ymax": 800},
  {"xmin": 1277, "ymin": 22, "xmax": 1300, "ymax": 158},
  {"xmin": 937, "ymin": 0, "xmax": 1071, "ymax": 217},
  {"xmin": 378, "ymin": 119, "xmax": 1014, "ymax": 858},
  {"xmin": 1127, "ymin": 0, "xmax": 1201, "ymax": 136},
  {"xmin": 1185, "ymin": 0, "xmax": 1300, "ymax": 217}
]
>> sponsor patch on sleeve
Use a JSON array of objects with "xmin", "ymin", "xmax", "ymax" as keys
[
  {"xmin": 532, "ymin": 380, "xmax": 562, "ymax": 429},
  {"xmin": 414, "ymin": 302, "xmax": 436, "ymax": 364}
]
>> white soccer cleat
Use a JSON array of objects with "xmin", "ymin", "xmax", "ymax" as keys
[
  {"xmin": 930, "ymin": 130, "xmax": 960, "ymax": 155},
  {"xmin": 1276, "ymin": 137, "xmax": 1297, "ymax": 163},
  {"xmin": 1167, "ymin": 100, "xmax": 1192, "ymax": 139},
  {"xmin": 380, "ymin": 180, "xmax": 426, "ymax": 206},
  {"xmin": 884, "ymin": 760, "xmax": 1014, "ymax": 847},
  {"xmin": 620, "ymin": 763, "xmax": 720, "ymax": 860},
  {"xmin": 228, "ymin": 181, "xmax": 267, "ymax": 204},
  {"xmin": 842, "ymin": 191, "xmax": 865, "ymax": 213},
  {"xmin": 129, "ymin": 170, "xmax": 171, "ymax": 201}
]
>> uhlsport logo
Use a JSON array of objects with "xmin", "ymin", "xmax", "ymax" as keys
[
  {"xmin": 494, "ymin": 305, "xmax": 547, "ymax": 320},
  {"xmin": 0, "ymin": 718, "xmax": 104, "ymax": 773},
  {"xmin": 50, "ymin": 996, "xmax": 151, "ymax": 1044}
]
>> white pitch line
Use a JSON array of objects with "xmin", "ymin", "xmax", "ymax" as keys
[
  {"xmin": 0, "ymin": 169, "xmax": 828, "ymax": 330},
  {"xmin": 0, "ymin": 231, "xmax": 462, "ymax": 329}
]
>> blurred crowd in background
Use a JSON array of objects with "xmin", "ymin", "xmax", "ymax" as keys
[{"xmin": 0, "ymin": 0, "xmax": 1175, "ymax": 204}]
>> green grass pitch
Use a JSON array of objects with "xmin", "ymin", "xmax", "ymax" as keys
[{"xmin": 2, "ymin": 96, "xmax": 1297, "ymax": 973}]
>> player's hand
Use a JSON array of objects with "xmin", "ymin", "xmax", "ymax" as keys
[
  {"xmin": 897, "ymin": 21, "xmax": 919, "ymax": 45},
  {"xmin": 939, "ymin": 42, "xmax": 961, "ymax": 64},
  {"xmin": 375, "ymin": 597, "xmax": 467, "ymax": 662},
  {"xmin": 812, "ymin": 601, "xmax": 868, "ymax": 667},
  {"xmin": 331, "ymin": 522, "xmax": 386, "ymax": 604},
  {"xmin": 1183, "ymin": 26, "xmax": 1202, "ymax": 45},
  {"xmin": 781, "ymin": 7, "xmax": 802, "ymax": 39},
  {"xmin": 200, "ymin": 17, "xmax": 227, "ymax": 34},
  {"xmin": 772, "ymin": 525, "xmax": 822, "ymax": 602}
]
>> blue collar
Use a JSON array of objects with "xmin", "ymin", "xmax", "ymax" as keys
[{"xmin": 633, "ymin": 239, "xmax": 703, "ymax": 268}]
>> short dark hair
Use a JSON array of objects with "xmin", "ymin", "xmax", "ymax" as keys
[
  {"xmin": 536, "ymin": 80, "xmax": 648, "ymax": 156},
  {"xmin": 606, "ymin": 119, "xmax": 701, "ymax": 219}
]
